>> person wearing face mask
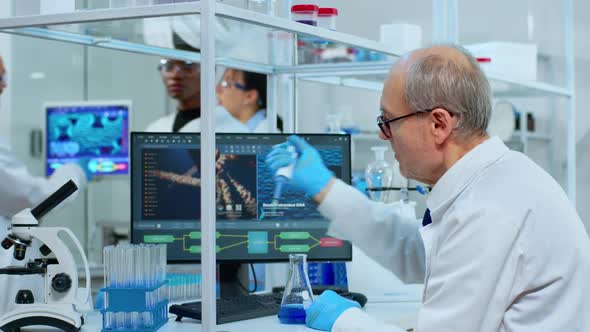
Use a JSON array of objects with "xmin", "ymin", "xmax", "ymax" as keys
[{"xmin": 0, "ymin": 54, "xmax": 89, "ymax": 314}]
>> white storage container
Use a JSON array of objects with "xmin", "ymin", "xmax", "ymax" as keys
[
  {"xmin": 465, "ymin": 42, "xmax": 538, "ymax": 82},
  {"xmin": 379, "ymin": 23, "xmax": 422, "ymax": 55}
]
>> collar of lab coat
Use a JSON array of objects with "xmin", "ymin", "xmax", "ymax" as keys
[{"xmin": 426, "ymin": 136, "xmax": 508, "ymax": 223}]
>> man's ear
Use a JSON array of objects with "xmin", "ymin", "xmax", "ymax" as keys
[{"xmin": 430, "ymin": 108, "xmax": 455, "ymax": 144}]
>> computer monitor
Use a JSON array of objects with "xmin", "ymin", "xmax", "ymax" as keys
[
  {"xmin": 130, "ymin": 132, "xmax": 352, "ymax": 266},
  {"xmin": 44, "ymin": 101, "xmax": 131, "ymax": 177}
]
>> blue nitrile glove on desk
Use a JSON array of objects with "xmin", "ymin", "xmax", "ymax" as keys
[
  {"xmin": 305, "ymin": 290, "xmax": 361, "ymax": 331},
  {"xmin": 265, "ymin": 135, "xmax": 334, "ymax": 197}
]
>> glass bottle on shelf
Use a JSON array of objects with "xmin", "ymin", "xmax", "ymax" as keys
[
  {"xmin": 247, "ymin": 0, "xmax": 277, "ymax": 15},
  {"xmin": 365, "ymin": 146, "xmax": 393, "ymax": 202}
]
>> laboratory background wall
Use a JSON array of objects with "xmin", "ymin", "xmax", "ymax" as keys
[{"xmin": 0, "ymin": 0, "xmax": 588, "ymax": 268}]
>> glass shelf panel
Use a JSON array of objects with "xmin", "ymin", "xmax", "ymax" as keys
[
  {"xmin": 2, "ymin": 15, "xmax": 397, "ymax": 73},
  {"xmin": 0, "ymin": 3, "xmax": 572, "ymax": 97},
  {"xmin": 297, "ymin": 67, "xmax": 571, "ymax": 98}
]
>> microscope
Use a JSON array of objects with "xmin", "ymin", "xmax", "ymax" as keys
[{"xmin": 0, "ymin": 180, "xmax": 91, "ymax": 332}]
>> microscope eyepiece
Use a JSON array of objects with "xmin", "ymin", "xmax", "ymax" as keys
[
  {"xmin": 31, "ymin": 180, "xmax": 77, "ymax": 221},
  {"xmin": 13, "ymin": 243, "xmax": 27, "ymax": 261},
  {"xmin": 1, "ymin": 237, "xmax": 13, "ymax": 250}
]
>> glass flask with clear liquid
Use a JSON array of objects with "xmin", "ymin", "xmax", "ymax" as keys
[
  {"xmin": 278, "ymin": 254, "xmax": 315, "ymax": 324},
  {"xmin": 365, "ymin": 146, "xmax": 393, "ymax": 202}
]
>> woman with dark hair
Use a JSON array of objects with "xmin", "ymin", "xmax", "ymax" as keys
[{"xmin": 216, "ymin": 68, "xmax": 282, "ymax": 132}]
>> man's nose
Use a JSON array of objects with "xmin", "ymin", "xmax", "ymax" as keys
[
  {"xmin": 170, "ymin": 69, "xmax": 183, "ymax": 77},
  {"xmin": 167, "ymin": 64, "xmax": 187, "ymax": 77}
]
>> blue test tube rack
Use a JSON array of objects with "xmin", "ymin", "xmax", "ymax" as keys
[
  {"xmin": 100, "ymin": 281, "xmax": 168, "ymax": 332},
  {"xmin": 307, "ymin": 262, "xmax": 348, "ymax": 288}
]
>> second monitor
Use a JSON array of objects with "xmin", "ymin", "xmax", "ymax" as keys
[
  {"xmin": 45, "ymin": 101, "xmax": 130, "ymax": 177},
  {"xmin": 131, "ymin": 133, "xmax": 352, "ymax": 263}
]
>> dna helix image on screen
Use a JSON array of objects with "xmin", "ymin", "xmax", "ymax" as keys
[
  {"xmin": 45, "ymin": 103, "xmax": 130, "ymax": 176},
  {"xmin": 132, "ymin": 133, "xmax": 352, "ymax": 262}
]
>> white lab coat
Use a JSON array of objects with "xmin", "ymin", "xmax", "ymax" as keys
[
  {"xmin": 319, "ymin": 137, "xmax": 590, "ymax": 332},
  {"xmin": 145, "ymin": 106, "xmax": 277, "ymax": 133},
  {"xmin": 145, "ymin": 111, "xmax": 183, "ymax": 132},
  {"xmin": 0, "ymin": 136, "xmax": 87, "ymax": 314}
]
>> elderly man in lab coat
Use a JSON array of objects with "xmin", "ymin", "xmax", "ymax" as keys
[
  {"xmin": 0, "ymin": 55, "xmax": 88, "ymax": 313},
  {"xmin": 266, "ymin": 45, "xmax": 590, "ymax": 331}
]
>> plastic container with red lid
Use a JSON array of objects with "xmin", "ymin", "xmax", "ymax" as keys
[
  {"xmin": 318, "ymin": 7, "xmax": 338, "ymax": 30},
  {"xmin": 291, "ymin": 4, "xmax": 319, "ymax": 26}
]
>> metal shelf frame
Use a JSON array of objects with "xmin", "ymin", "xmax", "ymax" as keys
[{"xmin": 0, "ymin": 1, "xmax": 576, "ymax": 330}]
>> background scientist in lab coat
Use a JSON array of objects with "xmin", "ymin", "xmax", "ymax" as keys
[
  {"xmin": 267, "ymin": 45, "xmax": 590, "ymax": 331},
  {"xmin": 145, "ymin": 35, "xmax": 202, "ymax": 133},
  {"xmin": 0, "ymin": 54, "xmax": 88, "ymax": 314},
  {"xmin": 216, "ymin": 68, "xmax": 282, "ymax": 133},
  {"xmin": 146, "ymin": 35, "xmax": 279, "ymax": 133}
]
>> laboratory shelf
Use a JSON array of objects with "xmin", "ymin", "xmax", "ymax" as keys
[
  {"xmin": 0, "ymin": 2, "xmax": 399, "ymax": 58},
  {"xmin": 277, "ymin": 61, "xmax": 393, "ymax": 77},
  {"xmin": 300, "ymin": 76, "xmax": 384, "ymax": 91},
  {"xmin": 6, "ymin": 27, "xmax": 201, "ymax": 62},
  {"xmin": 487, "ymin": 74, "xmax": 572, "ymax": 98},
  {"xmin": 0, "ymin": 2, "xmax": 199, "ymax": 28},
  {"xmin": 299, "ymin": 74, "xmax": 571, "ymax": 99},
  {"xmin": 290, "ymin": 63, "xmax": 572, "ymax": 99},
  {"xmin": 0, "ymin": 4, "xmax": 571, "ymax": 99},
  {"xmin": 214, "ymin": 3, "xmax": 399, "ymax": 56},
  {"xmin": 5, "ymin": 26, "xmax": 278, "ymax": 74},
  {"xmin": 512, "ymin": 131, "xmax": 552, "ymax": 141}
]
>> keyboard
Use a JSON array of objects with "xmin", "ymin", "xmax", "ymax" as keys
[{"xmin": 169, "ymin": 293, "xmax": 283, "ymax": 324}]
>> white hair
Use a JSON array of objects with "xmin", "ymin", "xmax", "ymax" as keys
[{"xmin": 403, "ymin": 45, "xmax": 492, "ymax": 137}]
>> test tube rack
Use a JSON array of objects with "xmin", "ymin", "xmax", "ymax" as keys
[{"xmin": 100, "ymin": 281, "xmax": 168, "ymax": 332}]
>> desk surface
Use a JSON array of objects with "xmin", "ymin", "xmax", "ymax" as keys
[{"xmin": 25, "ymin": 302, "xmax": 419, "ymax": 332}]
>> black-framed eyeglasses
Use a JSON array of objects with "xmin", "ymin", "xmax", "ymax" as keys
[
  {"xmin": 158, "ymin": 59, "xmax": 199, "ymax": 74},
  {"xmin": 377, "ymin": 107, "xmax": 440, "ymax": 138}
]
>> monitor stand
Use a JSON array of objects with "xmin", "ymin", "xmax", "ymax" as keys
[{"xmin": 218, "ymin": 263, "xmax": 250, "ymax": 298}]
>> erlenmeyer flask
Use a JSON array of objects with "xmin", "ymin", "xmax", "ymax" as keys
[{"xmin": 278, "ymin": 254, "xmax": 314, "ymax": 324}]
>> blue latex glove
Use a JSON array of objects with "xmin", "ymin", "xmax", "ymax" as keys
[
  {"xmin": 305, "ymin": 290, "xmax": 361, "ymax": 331},
  {"xmin": 265, "ymin": 135, "xmax": 334, "ymax": 197}
]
